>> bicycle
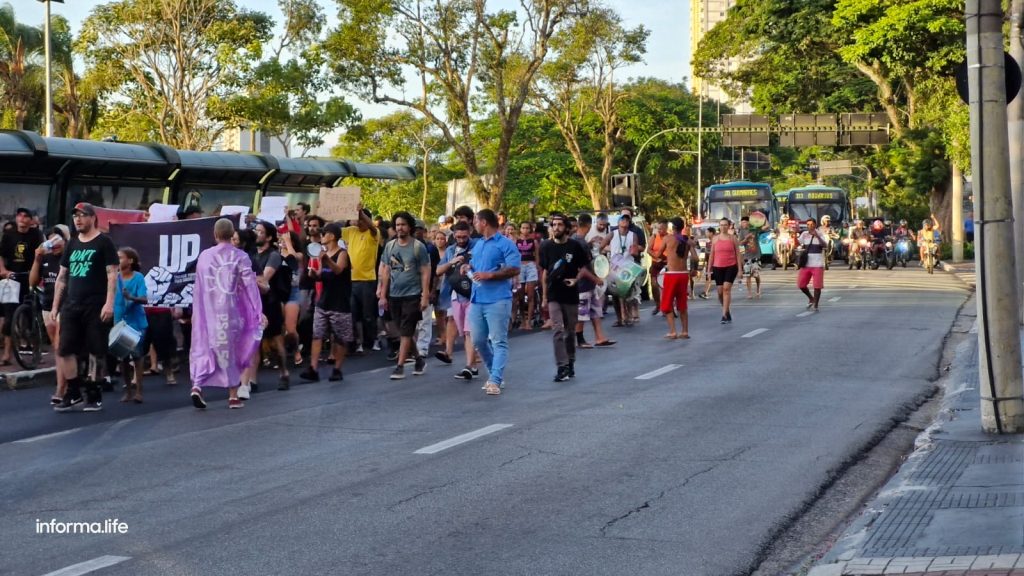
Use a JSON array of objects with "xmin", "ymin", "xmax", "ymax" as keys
[{"xmin": 12, "ymin": 281, "xmax": 47, "ymax": 370}]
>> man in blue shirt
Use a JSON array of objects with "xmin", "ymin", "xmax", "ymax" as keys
[{"xmin": 466, "ymin": 209, "xmax": 521, "ymax": 395}]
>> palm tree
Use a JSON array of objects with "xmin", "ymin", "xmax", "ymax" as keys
[{"xmin": 0, "ymin": 3, "xmax": 44, "ymax": 130}]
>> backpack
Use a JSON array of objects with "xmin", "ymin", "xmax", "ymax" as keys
[{"xmin": 674, "ymin": 234, "xmax": 689, "ymax": 259}]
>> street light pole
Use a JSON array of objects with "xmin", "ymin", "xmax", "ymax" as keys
[{"xmin": 37, "ymin": 0, "xmax": 62, "ymax": 138}]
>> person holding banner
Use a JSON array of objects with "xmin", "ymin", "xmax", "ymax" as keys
[{"xmin": 189, "ymin": 219, "xmax": 264, "ymax": 410}]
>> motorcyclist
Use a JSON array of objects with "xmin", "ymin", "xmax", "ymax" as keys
[
  {"xmin": 848, "ymin": 220, "xmax": 870, "ymax": 264},
  {"xmin": 819, "ymin": 215, "xmax": 838, "ymax": 264},
  {"xmin": 869, "ymin": 219, "xmax": 887, "ymax": 261},
  {"xmin": 918, "ymin": 215, "xmax": 941, "ymax": 264},
  {"xmin": 894, "ymin": 219, "xmax": 915, "ymax": 240}
]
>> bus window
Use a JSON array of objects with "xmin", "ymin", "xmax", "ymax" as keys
[{"xmin": 0, "ymin": 182, "xmax": 51, "ymax": 228}]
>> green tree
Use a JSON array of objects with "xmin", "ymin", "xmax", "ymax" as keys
[
  {"xmin": 0, "ymin": 3, "xmax": 43, "ymax": 130},
  {"xmin": 325, "ymin": 0, "xmax": 584, "ymax": 209},
  {"xmin": 534, "ymin": 7, "xmax": 648, "ymax": 209},
  {"xmin": 78, "ymin": 0, "xmax": 273, "ymax": 149}
]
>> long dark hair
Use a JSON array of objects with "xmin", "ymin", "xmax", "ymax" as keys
[{"xmin": 119, "ymin": 247, "xmax": 142, "ymax": 272}]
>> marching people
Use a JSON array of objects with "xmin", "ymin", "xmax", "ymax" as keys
[
  {"xmin": 608, "ymin": 213, "xmax": 640, "ymax": 327},
  {"xmin": 189, "ymin": 219, "xmax": 263, "ymax": 410},
  {"xmin": 379, "ymin": 212, "xmax": 431, "ymax": 380},
  {"xmin": 662, "ymin": 218, "xmax": 699, "ymax": 339},
  {"xmin": 300, "ymin": 223, "xmax": 353, "ymax": 382},
  {"xmin": 797, "ymin": 218, "xmax": 828, "ymax": 311},
  {"xmin": 114, "ymin": 247, "xmax": 148, "ymax": 403},
  {"xmin": 647, "ymin": 219, "xmax": 668, "ymax": 316},
  {"xmin": 279, "ymin": 231, "xmax": 305, "ymax": 369},
  {"xmin": 53, "ymin": 203, "xmax": 119, "ymax": 413},
  {"xmin": 31, "ymin": 225, "xmax": 69, "ymax": 405},
  {"xmin": 540, "ymin": 214, "xmax": 599, "ymax": 382},
  {"xmin": 572, "ymin": 214, "xmax": 615, "ymax": 349},
  {"xmin": 706, "ymin": 218, "xmax": 742, "ymax": 324},
  {"xmin": 516, "ymin": 221, "xmax": 540, "ymax": 330},
  {"xmin": 0, "ymin": 207, "xmax": 45, "ymax": 365},
  {"xmin": 435, "ymin": 221, "xmax": 479, "ymax": 379},
  {"xmin": 465, "ymin": 209, "xmax": 521, "ymax": 395},
  {"xmin": 738, "ymin": 217, "xmax": 762, "ymax": 299},
  {"xmin": 343, "ymin": 206, "xmax": 379, "ymax": 355},
  {"xmin": 252, "ymin": 221, "xmax": 291, "ymax": 390}
]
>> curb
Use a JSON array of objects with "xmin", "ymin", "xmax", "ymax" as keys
[
  {"xmin": 1, "ymin": 366, "xmax": 56, "ymax": 391},
  {"xmin": 940, "ymin": 261, "xmax": 976, "ymax": 289}
]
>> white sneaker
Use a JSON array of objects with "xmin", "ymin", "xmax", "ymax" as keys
[
  {"xmin": 237, "ymin": 382, "xmax": 251, "ymax": 400},
  {"xmin": 356, "ymin": 344, "xmax": 364, "ymax": 354}
]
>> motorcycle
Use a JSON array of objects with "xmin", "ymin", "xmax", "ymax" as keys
[
  {"xmin": 868, "ymin": 237, "xmax": 886, "ymax": 270},
  {"xmin": 883, "ymin": 236, "xmax": 897, "ymax": 270},
  {"xmin": 846, "ymin": 237, "xmax": 870, "ymax": 270},
  {"xmin": 894, "ymin": 236, "xmax": 912, "ymax": 267},
  {"xmin": 773, "ymin": 232, "xmax": 794, "ymax": 270},
  {"xmin": 923, "ymin": 242, "xmax": 939, "ymax": 274}
]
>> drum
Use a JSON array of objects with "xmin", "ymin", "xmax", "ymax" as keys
[
  {"xmin": 593, "ymin": 255, "xmax": 610, "ymax": 279},
  {"xmin": 109, "ymin": 320, "xmax": 142, "ymax": 360},
  {"xmin": 749, "ymin": 211, "xmax": 767, "ymax": 229},
  {"xmin": 656, "ymin": 268, "xmax": 665, "ymax": 289},
  {"xmin": 608, "ymin": 257, "xmax": 645, "ymax": 299}
]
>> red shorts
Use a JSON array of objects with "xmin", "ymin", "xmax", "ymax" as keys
[
  {"xmin": 797, "ymin": 266, "xmax": 824, "ymax": 290},
  {"xmin": 660, "ymin": 271, "xmax": 689, "ymax": 314}
]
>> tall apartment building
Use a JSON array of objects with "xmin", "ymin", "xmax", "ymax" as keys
[
  {"xmin": 220, "ymin": 126, "xmax": 290, "ymax": 157},
  {"xmin": 689, "ymin": 0, "xmax": 752, "ymax": 114}
]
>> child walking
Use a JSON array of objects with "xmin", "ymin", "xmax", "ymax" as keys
[{"xmin": 115, "ymin": 248, "xmax": 149, "ymax": 403}]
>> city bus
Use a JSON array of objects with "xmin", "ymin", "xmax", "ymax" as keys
[
  {"xmin": 702, "ymin": 181, "xmax": 778, "ymax": 261},
  {"xmin": 786, "ymin": 185, "xmax": 849, "ymax": 226}
]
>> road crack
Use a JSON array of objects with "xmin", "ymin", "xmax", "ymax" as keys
[
  {"xmin": 599, "ymin": 464, "xmax": 718, "ymax": 536},
  {"xmin": 387, "ymin": 480, "xmax": 457, "ymax": 511}
]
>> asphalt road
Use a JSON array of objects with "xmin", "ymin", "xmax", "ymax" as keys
[{"xmin": 0, "ymin": 267, "xmax": 970, "ymax": 576}]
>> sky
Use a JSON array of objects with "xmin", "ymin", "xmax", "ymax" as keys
[{"xmin": 22, "ymin": 0, "xmax": 692, "ymax": 153}]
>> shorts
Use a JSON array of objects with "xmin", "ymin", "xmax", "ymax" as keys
[
  {"xmin": 389, "ymin": 295, "xmax": 423, "ymax": 338},
  {"xmin": 287, "ymin": 286, "xmax": 301, "ymax": 304},
  {"xmin": 58, "ymin": 302, "xmax": 111, "ymax": 358},
  {"xmin": 519, "ymin": 262, "xmax": 539, "ymax": 284},
  {"xmin": 1, "ymin": 302, "xmax": 19, "ymax": 337},
  {"xmin": 743, "ymin": 259, "xmax": 761, "ymax": 277},
  {"xmin": 449, "ymin": 298, "xmax": 471, "ymax": 335},
  {"xmin": 797, "ymin": 266, "xmax": 825, "ymax": 290},
  {"xmin": 313, "ymin": 308, "xmax": 354, "ymax": 342},
  {"xmin": 660, "ymin": 271, "xmax": 689, "ymax": 314},
  {"xmin": 263, "ymin": 299, "xmax": 284, "ymax": 338},
  {"xmin": 711, "ymin": 266, "xmax": 739, "ymax": 286},
  {"xmin": 578, "ymin": 289, "xmax": 605, "ymax": 321}
]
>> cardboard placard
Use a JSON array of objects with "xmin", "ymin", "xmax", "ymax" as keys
[{"xmin": 318, "ymin": 186, "xmax": 361, "ymax": 223}]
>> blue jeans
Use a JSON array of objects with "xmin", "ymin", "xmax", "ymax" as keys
[{"xmin": 467, "ymin": 299, "xmax": 512, "ymax": 386}]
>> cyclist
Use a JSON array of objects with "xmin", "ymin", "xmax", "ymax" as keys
[{"xmin": 918, "ymin": 215, "xmax": 941, "ymax": 264}]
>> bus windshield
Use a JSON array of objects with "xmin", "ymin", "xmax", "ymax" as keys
[
  {"xmin": 707, "ymin": 199, "xmax": 772, "ymax": 223},
  {"xmin": 790, "ymin": 202, "xmax": 844, "ymax": 223}
]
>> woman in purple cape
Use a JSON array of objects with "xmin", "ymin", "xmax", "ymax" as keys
[{"xmin": 189, "ymin": 219, "xmax": 263, "ymax": 410}]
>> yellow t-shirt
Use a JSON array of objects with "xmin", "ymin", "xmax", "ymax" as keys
[{"xmin": 342, "ymin": 226, "xmax": 379, "ymax": 281}]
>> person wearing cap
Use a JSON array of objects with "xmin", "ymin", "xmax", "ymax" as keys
[
  {"xmin": 0, "ymin": 207, "xmax": 45, "ymax": 365},
  {"xmin": 342, "ymin": 204, "xmax": 379, "ymax": 354},
  {"xmin": 300, "ymin": 222, "xmax": 352, "ymax": 383},
  {"xmin": 31, "ymin": 224, "xmax": 69, "ymax": 405},
  {"xmin": 53, "ymin": 203, "xmax": 120, "ymax": 413}
]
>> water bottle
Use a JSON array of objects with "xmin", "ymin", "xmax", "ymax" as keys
[
  {"xmin": 41, "ymin": 240, "xmax": 54, "ymax": 254},
  {"xmin": 378, "ymin": 304, "xmax": 385, "ymax": 318}
]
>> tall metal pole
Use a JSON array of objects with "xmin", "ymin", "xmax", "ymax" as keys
[
  {"xmin": 1009, "ymin": 0, "xmax": 1024, "ymax": 321},
  {"xmin": 966, "ymin": 0, "xmax": 1024, "ymax": 434},
  {"xmin": 696, "ymin": 88, "xmax": 703, "ymax": 219},
  {"xmin": 42, "ymin": 0, "xmax": 53, "ymax": 137}
]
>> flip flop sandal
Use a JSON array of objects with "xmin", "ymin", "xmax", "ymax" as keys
[
  {"xmin": 578, "ymin": 343, "xmax": 594, "ymax": 349},
  {"xmin": 484, "ymin": 383, "xmax": 501, "ymax": 395},
  {"xmin": 664, "ymin": 334, "xmax": 678, "ymax": 340},
  {"xmin": 594, "ymin": 340, "xmax": 616, "ymax": 347}
]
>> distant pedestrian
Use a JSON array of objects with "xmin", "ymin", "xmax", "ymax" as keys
[
  {"xmin": 797, "ymin": 218, "xmax": 828, "ymax": 311},
  {"xmin": 189, "ymin": 219, "xmax": 263, "ymax": 410},
  {"xmin": 706, "ymin": 218, "xmax": 742, "ymax": 324},
  {"xmin": 466, "ymin": 209, "xmax": 521, "ymax": 395}
]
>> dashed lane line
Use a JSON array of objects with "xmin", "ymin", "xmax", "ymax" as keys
[
  {"xmin": 635, "ymin": 364, "xmax": 683, "ymax": 380},
  {"xmin": 40, "ymin": 555, "xmax": 131, "ymax": 576},
  {"xmin": 796, "ymin": 311, "xmax": 815, "ymax": 318},
  {"xmin": 414, "ymin": 424, "xmax": 514, "ymax": 455},
  {"xmin": 742, "ymin": 328, "xmax": 769, "ymax": 338},
  {"xmin": 13, "ymin": 427, "xmax": 83, "ymax": 444},
  {"xmin": 828, "ymin": 296, "xmax": 841, "ymax": 303}
]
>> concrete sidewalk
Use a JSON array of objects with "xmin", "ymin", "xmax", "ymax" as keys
[{"xmin": 807, "ymin": 292, "xmax": 1024, "ymax": 575}]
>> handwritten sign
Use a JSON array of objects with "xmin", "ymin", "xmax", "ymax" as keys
[{"xmin": 318, "ymin": 186, "xmax": 361, "ymax": 223}]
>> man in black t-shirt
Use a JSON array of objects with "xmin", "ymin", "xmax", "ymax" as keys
[
  {"xmin": 299, "ymin": 223, "xmax": 352, "ymax": 383},
  {"xmin": 540, "ymin": 214, "xmax": 599, "ymax": 383},
  {"xmin": 253, "ymin": 221, "xmax": 290, "ymax": 389},
  {"xmin": 0, "ymin": 207, "xmax": 44, "ymax": 364},
  {"xmin": 53, "ymin": 203, "xmax": 118, "ymax": 413}
]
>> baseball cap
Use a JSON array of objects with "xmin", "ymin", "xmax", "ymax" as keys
[
  {"xmin": 15, "ymin": 207, "xmax": 33, "ymax": 217},
  {"xmin": 72, "ymin": 202, "xmax": 96, "ymax": 217},
  {"xmin": 437, "ymin": 215, "xmax": 447, "ymax": 225},
  {"xmin": 414, "ymin": 219, "xmax": 427, "ymax": 230},
  {"xmin": 323, "ymin": 222, "xmax": 343, "ymax": 238},
  {"xmin": 51, "ymin": 224, "xmax": 70, "ymax": 240}
]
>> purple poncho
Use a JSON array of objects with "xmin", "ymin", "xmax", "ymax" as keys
[{"xmin": 189, "ymin": 242, "xmax": 263, "ymax": 389}]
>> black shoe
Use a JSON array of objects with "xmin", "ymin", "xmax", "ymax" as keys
[
  {"xmin": 725, "ymin": 312, "xmax": 732, "ymax": 323},
  {"xmin": 329, "ymin": 369, "xmax": 343, "ymax": 382},
  {"xmin": 278, "ymin": 377, "xmax": 290, "ymax": 391},
  {"xmin": 390, "ymin": 365, "xmax": 406, "ymax": 380},
  {"xmin": 456, "ymin": 367, "xmax": 474, "ymax": 380},
  {"xmin": 434, "ymin": 351, "xmax": 453, "ymax": 364},
  {"xmin": 553, "ymin": 366, "xmax": 570, "ymax": 382},
  {"xmin": 386, "ymin": 351, "xmax": 398, "ymax": 362},
  {"xmin": 413, "ymin": 357, "xmax": 426, "ymax": 375},
  {"xmin": 471, "ymin": 367, "xmax": 479, "ymax": 377},
  {"xmin": 82, "ymin": 401, "xmax": 103, "ymax": 412},
  {"xmin": 190, "ymin": 388, "xmax": 207, "ymax": 410},
  {"xmin": 250, "ymin": 382, "xmax": 259, "ymax": 394},
  {"xmin": 299, "ymin": 367, "xmax": 320, "ymax": 382},
  {"xmin": 567, "ymin": 362, "xmax": 575, "ymax": 379},
  {"xmin": 53, "ymin": 395, "xmax": 83, "ymax": 412},
  {"xmin": 101, "ymin": 377, "xmax": 114, "ymax": 392},
  {"xmin": 721, "ymin": 316, "xmax": 727, "ymax": 324}
]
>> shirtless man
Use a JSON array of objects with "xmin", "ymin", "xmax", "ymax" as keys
[{"xmin": 662, "ymin": 217, "xmax": 700, "ymax": 339}]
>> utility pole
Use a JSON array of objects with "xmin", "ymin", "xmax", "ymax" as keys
[
  {"xmin": 37, "ymin": 0, "xmax": 58, "ymax": 137},
  {"xmin": 966, "ymin": 0, "xmax": 1024, "ymax": 434},
  {"xmin": 1009, "ymin": 0, "xmax": 1024, "ymax": 321},
  {"xmin": 696, "ymin": 87, "xmax": 704, "ymax": 219},
  {"xmin": 952, "ymin": 164, "xmax": 965, "ymax": 262}
]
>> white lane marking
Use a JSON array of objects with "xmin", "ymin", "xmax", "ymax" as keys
[
  {"xmin": 41, "ymin": 555, "xmax": 131, "ymax": 576},
  {"xmin": 828, "ymin": 296, "xmax": 841, "ymax": 303},
  {"xmin": 635, "ymin": 364, "xmax": 683, "ymax": 380},
  {"xmin": 849, "ymin": 285, "xmax": 858, "ymax": 289},
  {"xmin": 414, "ymin": 424, "xmax": 513, "ymax": 455},
  {"xmin": 796, "ymin": 311, "xmax": 815, "ymax": 318},
  {"xmin": 970, "ymin": 320, "xmax": 978, "ymax": 334},
  {"xmin": 13, "ymin": 427, "xmax": 82, "ymax": 444},
  {"xmin": 742, "ymin": 328, "xmax": 769, "ymax": 338}
]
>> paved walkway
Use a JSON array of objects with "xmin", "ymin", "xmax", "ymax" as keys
[{"xmin": 808, "ymin": 290, "xmax": 1024, "ymax": 576}]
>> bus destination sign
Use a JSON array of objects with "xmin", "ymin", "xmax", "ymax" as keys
[
  {"xmin": 710, "ymin": 188, "xmax": 764, "ymax": 200},
  {"xmin": 791, "ymin": 190, "xmax": 843, "ymax": 202}
]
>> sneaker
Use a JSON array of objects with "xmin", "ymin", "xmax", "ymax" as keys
[
  {"xmin": 101, "ymin": 377, "xmax": 114, "ymax": 392},
  {"xmin": 278, "ymin": 377, "xmax": 290, "ymax": 391},
  {"xmin": 329, "ymin": 369, "xmax": 343, "ymax": 382},
  {"xmin": 355, "ymin": 344, "xmax": 365, "ymax": 355},
  {"xmin": 471, "ymin": 367, "xmax": 480, "ymax": 377},
  {"xmin": 386, "ymin": 350, "xmax": 398, "ymax": 362},
  {"xmin": 250, "ymin": 382, "xmax": 259, "ymax": 394},
  {"xmin": 53, "ymin": 395, "xmax": 83, "ymax": 412},
  {"xmin": 228, "ymin": 398, "xmax": 244, "ymax": 409},
  {"xmin": 404, "ymin": 357, "xmax": 416, "ymax": 365},
  {"xmin": 456, "ymin": 367, "xmax": 474, "ymax": 380},
  {"xmin": 725, "ymin": 312, "xmax": 732, "ymax": 324},
  {"xmin": 372, "ymin": 340, "xmax": 382, "ymax": 351},
  {"xmin": 413, "ymin": 357, "xmax": 426, "ymax": 375},
  {"xmin": 390, "ymin": 365, "xmax": 406, "ymax": 380},
  {"xmin": 435, "ymin": 351, "xmax": 453, "ymax": 364},
  {"xmin": 190, "ymin": 388, "xmax": 207, "ymax": 409},
  {"xmin": 721, "ymin": 316, "xmax": 727, "ymax": 324},
  {"xmin": 82, "ymin": 401, "xmax": 103, "ymax": 412},
  {"xmin": 553, "ymin": 366, "xmax": 570, "ymax": 382},
  {"xmin": 567, "ymin": 362, "xmax": 575, "ymax": 379},
  {"xmin": 237, "ymin": 383, "xmax": 251, "ymax": 400},
  {"xmin": 299, "ymin": 367, "xmax": 320, "ymax": 382}
]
